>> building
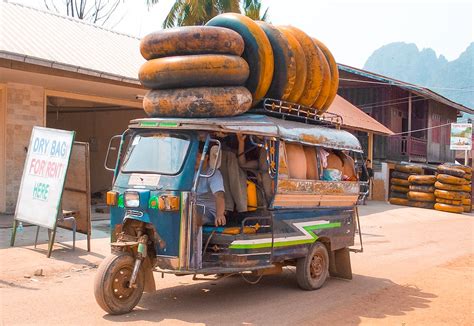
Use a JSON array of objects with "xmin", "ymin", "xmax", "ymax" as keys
[
  {"xmin": 337, "ymin": 64, "xmax": 473, "ymax": 165},
  {"xmin": 0, "ymin": 2, "xmax": 395, "ymax": 213}
]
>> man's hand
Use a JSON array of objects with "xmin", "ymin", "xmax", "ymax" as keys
[{"xmin": 215, "ymin": 214, "xmax": 226, "ymax": 226}]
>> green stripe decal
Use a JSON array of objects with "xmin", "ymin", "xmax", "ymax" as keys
[
  {"xmin": 140, "ymin": 121, "xmax": 159, "ymax": 127},
  {"xmin": 229, "ymin": 222, "xmax": 341, "ymax": 250}
]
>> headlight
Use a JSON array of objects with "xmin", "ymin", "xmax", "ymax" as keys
[{"xmin": 124, "ymin": 191, "xmax": 140, "ymax": 208}]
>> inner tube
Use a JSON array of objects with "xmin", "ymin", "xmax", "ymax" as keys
[
  {"xmin": 409, "ymin": 184, "xmax": 435, "ymax": 193},
  {"xmin": 391, "ymin": 178, "xmax": 410, "ymax": 187},
  {"xmin": 391, "ymin": 192, "xmax": 408, "ymax": 199},
  {"xmin": 276, "ymin": 27, "xmax": 307, "ymax": 103},
  {"xmin": 389, "ymin": 197, "xmax": 409, "ymax": 206},
  {"xmin": 139, "ymin": 54, "xmax": 249, "ymax": 89},
  {"xmin": 279, "ymin": 26, "xmax": 323, "ymax": 106},
  {"xmin": 391, "ymin": 171, "xmax": 412, "ymax": 180},
  {"xmin": 256, "ymin": 22, "xmax": 296, "ymax": 101},
  {"xmin": 463, "ymin": 205, "xmax": 472, "ymax": 213},
  {"xmin": 441, "ymin": 163, "xmax": 472, "ymax": 174},
  {"xmin": 434, "ymin": 203, "xmax": 463, "ymax": 214},
  {"xmin": 437, "ymin": 166, "xmax": 465, "ymax": 178},
  {"xmin": 435, "ymin": 198, "xmax": 462, "ymax": 205},
  {"xmin": 140, "ymin": 26, "xmax": 245, "ymax": 60},
  {"xmin": 436, "ymin": 174, "xmax": 468, "ymax": 185},
  {"xmin": 462, "ymin": 198, "xmax": 471, "ymax": 205},
  {"xmin": 434, "ymin": 189, "xmax": 466, "ymax": 201},
  {"xmin": 311, "ymin": 44, "xmax": 331, "ymax": 112},
  {"xmin": 206, "ymin": 13, "xmax": 274, "ymax": 105},
  {"xmin": 395, "ymin": 164, "xmax": 423, "ymax": 174},
  {"xmin": 408, "ymin": 201, "xmax": 434, "ymax": 209},
  {"xmin": 408, "ymin": 175, "xmax": 436, "ymax": 185},
  {"xmin": 391, "ymin": 185, "xmax": 409, "ymax": 193},
  {"xmin": 143, "ymin": 86, "xmax": 252, "ymax": 118},
  {"xmin": 312, "ymin": 38, "xmax": 339, "ymax": 112},
  {"xmin": 434, "ymin": 181, "xmax": 470, "ymax": 192},
  {"xmin": 407, "ymin": 191, "xmax": 435, "ymax": 202}
]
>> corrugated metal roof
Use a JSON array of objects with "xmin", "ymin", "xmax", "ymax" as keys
[
  {"xmin": 338, "ymin": 63, "xmax": 473, "ymax": 114},
  {"xmin": 327, "ymin": 95, "xmax": 393, "ymax": 135},
  {"xmin": 0, "ymin": 1, "xmax": 144, "ymax": 83}
]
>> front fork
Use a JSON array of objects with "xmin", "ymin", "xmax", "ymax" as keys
[{"xmin": 129, "ymin": 233, "xmax": 148, "ymax": 288}]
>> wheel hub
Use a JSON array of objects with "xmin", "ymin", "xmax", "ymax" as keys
[
  {"xmin": 310, "ymin": 253, "xmax": 323, "ymax": 279},
  {"xmin": 112, "ymin": 267, "xmax": 134, "ymax": 300}
]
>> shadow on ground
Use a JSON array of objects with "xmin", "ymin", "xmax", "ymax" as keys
[{"xmin": 101, "ymin": 271, "xmax": 436, "ymax": 325}]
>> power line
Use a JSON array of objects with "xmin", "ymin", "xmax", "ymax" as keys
[
  {"xmin": 339, "ymin": 78, "xmax": 474, "ymax": 92},
  {"xmin": 352, "ymin": 94, "xmax": 424, "ymax": 108},
  {"xmin": 388, "ymin": 122, "xmax": 457, "ymax": 136}
]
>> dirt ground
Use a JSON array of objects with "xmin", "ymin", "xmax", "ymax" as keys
[{"xmin": 0, "ymin": 201, "xmax": 473, "ymax": 325}]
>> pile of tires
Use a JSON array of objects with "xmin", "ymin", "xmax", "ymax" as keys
[
  {"xmin": 139, "ymin": 25, "xmax": 252, "ymax": 117},
  {"xmin": 406, "ymin": 175, "xmax": 436, "ymax": 209},
  {"xmin": 389, "ymin": 164, "xmax": 423, "ymax": 206},
  {"xmin": 433, "ymin": 164, "xmax": 471, "ymax": 214},
  {"xmin": 139, "ymin": 13, "xmax": 339, "ymax": 118}
]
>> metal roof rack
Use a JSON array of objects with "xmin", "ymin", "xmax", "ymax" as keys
[{"xmin": 252, "ymin": 98, "xmax": 343, "ymax": 129}]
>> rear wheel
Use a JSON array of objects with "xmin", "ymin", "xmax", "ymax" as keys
[
  {"xmin": 94, "ymin": 252, "xmax": 145, "ymax": 315},
  {"xmin": 296, "ymin": 242, "xmax": 329, "ymax": 290}
]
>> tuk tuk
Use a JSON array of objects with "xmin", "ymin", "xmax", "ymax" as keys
[{"xmin": 94, "ymin": 103, "xmax": 365, "ymax": 315}]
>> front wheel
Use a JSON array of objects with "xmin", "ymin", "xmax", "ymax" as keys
[
  {"xmin": 94, "ymin": 252, "xmax": 145, "ymax": 315},
  {"xmin": 296, "ymin": 242, "xmax": 329, "ymax": 290}
]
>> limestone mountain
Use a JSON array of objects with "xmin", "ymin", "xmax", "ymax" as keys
[{"xmin": 363, "ymin": 42, "xmax": 473, "ymax": 110}]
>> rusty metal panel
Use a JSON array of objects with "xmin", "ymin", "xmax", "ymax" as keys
[{"xmin": 130, "ymin": 114, "xmax": 363, "ymax": 152}]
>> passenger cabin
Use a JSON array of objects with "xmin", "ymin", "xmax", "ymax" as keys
[{"xmin": 127, "ymin": 113, "xmax": 363, "ymax": 270}]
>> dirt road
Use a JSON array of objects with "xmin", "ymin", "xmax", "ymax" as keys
[{"xmin": 1, "ymin": 202, "xmax": 473, "ymax": 325}]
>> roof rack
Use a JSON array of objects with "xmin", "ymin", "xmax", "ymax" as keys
[{"xmin": 252, "ymin": 98, "xmax": 343, "ymax": 129}]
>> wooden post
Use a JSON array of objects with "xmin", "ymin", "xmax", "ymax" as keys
[
  {"xmin": 368, "ymin": 132, "xmax": 374, "ymax": 199},
  {"xmin": 368, "ymin": 132, "xmax": 374, "ymax": 163},
  {"xmin": 407, "ymin": 92, "xmax": 412, "ymax": 161}
]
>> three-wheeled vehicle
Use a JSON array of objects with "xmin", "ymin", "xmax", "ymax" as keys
[{"xmin": 94, "ymin": 101, "xmax": 365, "ymax": 315}]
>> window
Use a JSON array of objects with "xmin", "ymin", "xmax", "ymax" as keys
[{"xmin": 121, "ymin": 133, "xmax": 190, "ymax": 175}]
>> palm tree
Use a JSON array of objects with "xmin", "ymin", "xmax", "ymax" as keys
[
  {"xmin": 146, "ymin": 0, "xmax": 268, "ymax": 28},
  {"xmin": 241, "ymin": 0, "xmax": 269, "ymax": 21}
]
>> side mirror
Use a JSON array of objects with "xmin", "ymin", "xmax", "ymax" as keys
[
  {"xmin": 199, "ymin": 139, "xmax": 221, "ymax": 178},
  {"xmin": 104, "ymin": 135, "xmax": 122, "ymax": 172}
]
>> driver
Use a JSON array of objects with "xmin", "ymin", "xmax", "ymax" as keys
[{"xmin": 195, "ymin": 145, "xmax": 226, "ymax": 227}]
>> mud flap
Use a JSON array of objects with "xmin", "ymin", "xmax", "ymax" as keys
[
  {"xmin": 143, "ymin": 257, "xmax": 156, "ymax": 293},
  {"xmin": 329, "ymin": 247, "xmax": 352, "ymax": 280}
]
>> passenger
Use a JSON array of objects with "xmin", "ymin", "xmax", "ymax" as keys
[
  {"xmin": 324, "ymin": 150, "xmax": 358, "ymax": 181},
  {"xmin": 196, "ymin": 145, "xmax": 226, "ymax": 226},
  {"xmin": 237, "ymin": 134, "xmax": 273, "ymax": 205}
]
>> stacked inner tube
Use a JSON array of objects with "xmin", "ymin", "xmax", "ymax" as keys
[
  {"xmin": 434, "ymin": 164, "xmax": 472, "ymax": 214},
  {"xmin": 139, "ymin": 26, "xmax": 252, "ymax": 117},
  {"xmin": 138, "ymin": 13, "xmax": 340, "ymax": 118},
  {"xmin": 206, "ymin": 14, "xmax": 339, "ymax": 112},
  {"xmin": 389, "ymin": 164, "xmax": 423, "ymax": 206},
  {"xmin": 407, "ymin": 175, "xmax": 436, "ymax": 209}
]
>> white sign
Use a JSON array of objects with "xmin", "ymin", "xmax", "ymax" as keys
[
  {"xmin": 450, "ymin": 123, "xmax": 472, "ymax": 150},
  {"xmin": 14, "ymin": 127, "xmax": 75, "ymax": 229}
]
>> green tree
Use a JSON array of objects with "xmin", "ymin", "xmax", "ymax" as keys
[{"xmin": 146, "ymin": 0, "xmax": 269, "ymax": 28}]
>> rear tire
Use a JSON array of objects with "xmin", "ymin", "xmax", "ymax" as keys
[
  {"xmin": 296, "ymin": 242, "xmax": 329, "ymax": 290},
  {"xmin": 94, "ymin": 252, "xmax": 145, "ymax": 315}
]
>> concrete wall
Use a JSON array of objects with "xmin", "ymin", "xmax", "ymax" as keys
[
  {"xmin": 2, "ymin": 83, "xmax": 45, "ymax": 213},
  {"xmin": 47, "ymin": 109, "xmax": 145, "ymax": 194}
]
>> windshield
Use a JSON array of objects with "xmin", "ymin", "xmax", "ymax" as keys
[{"xmin": 121, "ymin": 133, "xmax": 190, "ymax": 174}]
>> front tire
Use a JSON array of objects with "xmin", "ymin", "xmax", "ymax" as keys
[
  {"xmin": 296, "ymin": 242, "xmax": 329, "ymax": 290},
  {"xmin": 94, "ymin": 252, "xmax": 145, "ymax": 315}
]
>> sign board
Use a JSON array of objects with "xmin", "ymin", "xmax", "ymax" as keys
[
  {"xmin": 450, "ymin": 123, "xmax": 472, "ymax": 150},
  {"xmin": 14, "ymin": 127, "xmax": 75, "ymax": 229},
  {"xmin": 58, "ymin": 142, "xmax": 92, "ymax": 251}
]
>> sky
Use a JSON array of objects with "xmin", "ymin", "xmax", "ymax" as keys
[{"xmin": 9, "ymin": 0, "xmax": 474, "ymax": 68}]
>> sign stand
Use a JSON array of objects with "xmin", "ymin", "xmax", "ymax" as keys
[{"xmin": 10, "ymin": 126, "xmax": 75, "ymax": 257}]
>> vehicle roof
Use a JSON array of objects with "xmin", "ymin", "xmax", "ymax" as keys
[{"xmin": 129, "ymin": 114, "xmax": 363, "ymax": 152}]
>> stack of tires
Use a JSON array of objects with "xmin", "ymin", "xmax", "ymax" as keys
[
  {"xmin": 389, "ymin": 164, "xmax": 423, "ymax": 206},
  {"xmin": 139, "ymin": 13, "xmax": 339, "ymax": 118},
  {"xmin": 407, "ymin": 175, "xmax": 436, "ymax": 209},
  {"xmin": 139, "ymin": 26, "xmax": 252, "ymax": 117},
  {"xmin": 434, "ymin": 164, "xmax": 472, "ymax": 214}
]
